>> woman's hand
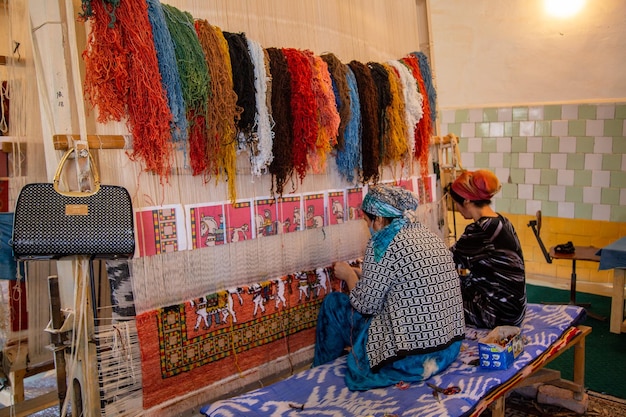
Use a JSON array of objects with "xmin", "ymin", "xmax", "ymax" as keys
[{"xmin": 333, "ymin": 261, "xmax": 359, "ymax": 291}]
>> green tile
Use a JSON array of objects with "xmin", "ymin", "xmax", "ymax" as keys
[
  {"xmin": 455, "ymin": 109, "xmax": 469, "ymax": 123},
  {"xmin": 474, "ymin": 153, "xmax": 490, "ymax": 167},
  {"xmin": 614, "ymin": 137, "xmax": 626, "ymax": 154},
  {"xmin": 568, "ymin": 120, "xmax": 586, "ymax": 136},
  {"xmin": 566, "ymin": 154, "xmax": 585, "ymax": 170},
  {"xmin": 512, "ymin": 107, "xmax": 528, "ymax": 121},
  {"xmin": 534, "ymin": 184, "xmax": 549, "ymax": 200},
  {"xmin": 601, "ymin": 188, "xmax": 620, "ymax": 205},
  {"xmin": 616, "ymin": 104, "xmax": 626, "ymax": 119},
  {"xmin": 510, "ymin": 167, "xmax": 525, "ymax": 183},
  {"xmin": 495, "ymin": 198, "xmax": 511, "ymax": 213},
  {"xmin": 543, "ymin": 105, "xmax": 562, "ymax": 121},
  {"xmin": 573, "ymin": 170, "xmax": 592, "ymax": 186},
  {"xmin": 603, "ymin": 154, "xmax": 622, "ymax": 171},
  {"xmin": 483, "ymin": 108, "xmax": 498, "ymax": 122},
  {"xmin": 501, "ymin": 183, "xmax": 517, "ymax": 199},
  {"xmin": 578, "ymin": 104, "xmax": 597, "ymax": 119},
  {"xmin": 509, "ymin": 199, "xmax": 526, "ymax": 214},
  {"xmin": 611, "ymin": 170, "xmax": 626, "ymax": 188},
  {"xmin": 447, "ymin": 123, "xmax": 462, "ymax": 137},
  {"xmin": 542, "ymin": 136, "xmax": 559, "ymax": 153},
  {"xmin": 476, "ymin": 122, "xmax": 490, "ymax": 137},
  {"xmin": 565, "ymin": 186, "xmax": 583, "ymax": 202},
  {"xmin": 534, "ymin": 121, "xmax": 551, "ymax": 136},
  {"xmin": 511, "ymin": 137, "xmax": 527, "ymax": 152},
  {"xmin": 504, "ymin": 121, "xmax": 520, "ymax": 137},
  {"xmin": 574, "ymin": 203, "xmax": 593, "ymax": 220},
  {"xmin": 576, "ymin": 136, "xmax": 594, "ymax": 153},
  {"xmin": 604, "ymin": 119, "xmax": 623, "ymax": 136},
  {"xmin": 610, "ymin": 205, "xmax": 626, "ymax": 222},
  {"xmin": 541, "ymin": 201, "xmax": 558, "ymax": 217},
  {"xmin": 481, "ymin": 137, "xmax": 497, "ymax": 152},
  {"xmin": 502, "ymin": 153, "xmax": 512, "ymax": 168},
  {"xmin": 534, "ymin": 153, "xmax": 551, "ymax": 169},
  {"xmin": 540, "ymin": 169, "xmax": 558, "ymax": 185}
]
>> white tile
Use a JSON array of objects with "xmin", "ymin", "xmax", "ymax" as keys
[
  {"xmin": 621, "ymin": 189, "xmax": 626, "ymax": 206},
  {"xmin": 591, "ymin": 170, "xmax": 611, "ymax": 187},
  {"xmin": 497, "ymin": 108, "xmax": 512, "ymax": 122},
  {"xmin": 583, "ymin": 187, "xmax": 602, "ymax": 204},
  {"xmin": 518, "ymin": 153, "xmax": 534, "ymax": 168},
  {"xmin": 440, "ymin": 124, "xmax": 449, "ymax": 135},
  {"xmin": 489, "ymin": 122, "xmax": 504, "ymax": 137},
  {"xmin": 496, "ymin": 137, "xmax": 512, "ymax": 153},
  {"xmin": 551, "ymin": 120, "xmax": 568, "ymax": 136},
  {"xmin": 549, "ymin": 185, "xmax": 566, "ymax": 202},
  {"xmin": 550, "ymin": 153, "xmax": 567, "ymax": 169},
  {"xmin": 519, "ymin": 121, "xmax": 535, "ymax": 136},
  {"xmin": 593, "ymin": 136, "xmax": 613, "ymax": 154},
  {"xmin": 518, "ymin": 184, "xmax": 534, "ymax": 199},
  {"xmin": 527, "ymin": 137, "xmax": 543, "ymax": 153},
  {"xmin": 525, "ymin": 168, "xmax": 541, "ymax": 184},
  {"xmin": 592, "ymin": 204, "xmax": 611, "ymax": 221},
  {"xmin": 597, "ymin": 104, "xmax": 615, "ymax": 119},
  {"xmin": 528, "ymin": 106, "xmax": 544, "ymax": 121},
  {"xmin": 494, "ymin": 168, "xmax": 510, "ymax": 183},
  {"xmin": 461, "ymin": 123, "xmax": 475, "ymax": 137},
  {"xmin": 557, "ymin": 169, "xmax": 575, "ymax": 186},
  {"xmin": 460, "ymin": 152, "xmax": 475, "ymax": 168},
  {"xmin": 526, "ymin": 200, "xmax": 542, "ymax": 216},
  {"xmin": 584, "ymin": 154, "xmax": 602, "ymax": 170},
  {"xmin": 466, "ymin": 137, "xmax": 482, "ymax": 153},
  {"xmin": 469, "ymin": 108, "xmax": 483, "ymax": 122},
  {"xmin": 562, "ymin": 104, "xmax": 578, "ymax": 120},
  {"xmin": 586, "ymin": 120, "xmax": 604, "ymax": 136},
  {"xmin": 489, "ymin": 153, "xmax": 504, "ymax": 168},
  {"xmin": 559, "ymin": 137, "xmax": 577, "ymax": 153},
  {"xmin": 558, "ymin": 202, "xmax": 575, "ymax": 218},
  {"xmin": 441, "ymin": 109, "xmax": 456, "ymax": 124}
]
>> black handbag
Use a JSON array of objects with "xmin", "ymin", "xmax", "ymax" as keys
[{"xmin": 12, "ymin": 148, "xmax": 135, "ymax": 260}]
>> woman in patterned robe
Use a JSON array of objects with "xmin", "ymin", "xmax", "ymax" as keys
[
  {"xmin": 450, "ymin": 169, "xmax": 527, "ymax": 329},
  {"xmin": 313, "ymin": 185, "xmax": 465, "ymax": 391}
]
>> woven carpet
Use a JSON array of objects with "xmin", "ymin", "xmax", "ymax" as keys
[{"xmin": 480, "ymin": 390, "xmax": 626, "ymax": 417}]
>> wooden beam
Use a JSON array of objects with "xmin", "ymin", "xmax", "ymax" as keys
[
  {"xmin": 53, "ymin": 134, "xmax": 128, "ymax": 150},
  {"xmin": 0, "ymin": 55, "xmax": 6, "ymax": 66}
]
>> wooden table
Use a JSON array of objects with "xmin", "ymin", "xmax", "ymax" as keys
[
  {"xmin": 596, "ymin": 237, "xmax": 626, "ymax": 334},
  {"xmin": 548, "ymin": 246, "xmax": 605, "ymax": 321}
]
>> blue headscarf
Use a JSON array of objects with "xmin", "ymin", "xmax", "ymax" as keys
[{"xmin": 361, "ymin": 185, "xmax": 419, "ymax": 262}]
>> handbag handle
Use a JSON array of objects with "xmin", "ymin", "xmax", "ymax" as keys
[{"xmin": 53, "ymin": 147, "xmax": 101, "ymax": 197}]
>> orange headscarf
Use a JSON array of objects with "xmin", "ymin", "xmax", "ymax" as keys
[{"xmin": 451, "ymin": 169, "xmax": 501, "ymax": 201}]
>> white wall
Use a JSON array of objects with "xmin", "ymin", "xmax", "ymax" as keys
[{"xmin": 429, "ymin": 0, "xmax": 626, "ymax": 108}]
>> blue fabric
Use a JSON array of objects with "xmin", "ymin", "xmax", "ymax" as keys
[
  {"xmin": 314, "ymin": 292, "xmax": 461, "ymax": 391},
  {"xmin": 597, "ymin": 236, "xmax": 626, "ymax": 270},
  {"xmin": 0, "ymin": 212, "xmax": 22, "ymax": 280}
]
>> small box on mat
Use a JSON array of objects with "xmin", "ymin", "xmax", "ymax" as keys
[{"xmin": 478, "ymin": 326, "xmax": 524, "ymax": 370}]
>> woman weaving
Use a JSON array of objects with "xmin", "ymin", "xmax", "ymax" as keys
[
  {"xmin": 313, "ymin": 184, "xmax": 465, "ymax": 391},
  {"xmin": 450, "ymin": 169, "xmax": 527, "ymax": 329}
]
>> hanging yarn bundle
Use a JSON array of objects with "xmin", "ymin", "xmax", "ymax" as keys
[
  {"xmin": 412, "ymin": 51, "xmax": 437, "ymax": 125},
  {"xmin": 245, "ymin": 37, "xmax": 275, "ymax": 176},
  {"xmin": 194, "ymin": 19, "xmax": 241, "ymax": 189},
  {"xmin": 81, "ymin": 0, "xmax": 128, "ymax": 123},
  {"xmin": 282, "ymin": 48, "xmax": 319, "ymax": 182},
  {"xmin": 307, "ymin": 53, "xmax": 339, "ymax": 174},
  {"xmin": 401, "ymin": 54, "xmax": 432, "ymax": 178},
  {"xmin": 348, "ymin": 60, "xmax": 380, "ymax": 184},
  {"xmin": 146, "ymin": 0, "xmax": 188, "ymax": 144},
  {"xmin": 266, "ymin": 47, "xmax": 295, "ymax": 196},
  {"xmin": 381, "ymin": 63, "xmax": 409, "ymax": 165},
  {"xmin": 387, "ymin": 60, "xmax": 423, "ymax": 158},
  {"xmin": 115, "ymin": 0, "xmax": 173, "ymax": 182},
  {"xmin": 368, "ymin": 62, "xmax": 393, "ymax": 165},
  {"xmin": 162, "ymin": 4, "xmax": 211, "ymax": 177},
  {"xmin": 320, "ymin": 53, "xmax": 351, "ymax": 151},
  {"xmin": 224, "ymin": 32, "xmax": 257, "ymax": 143},
  {"xmin": 335, "ymin": 66, "xmax": 362, "ymax": 184}
]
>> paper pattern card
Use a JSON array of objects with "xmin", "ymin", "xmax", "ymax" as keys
[
  {"xmin": 303, "ymin": 193, "xmax": 326, "ymax": 229},
  {"xmin": 254, "ymin": 197, "xmax": 279, "ymax": 237},
  {"xmin": 327, "ymin": 190, "xmax": 346, "ymax": 225},
  {"xmin": 277, "ymin": 195, "xmax": 302, "ymax": 233},
  {"xmin": 347, "ymin": 187, "xmax": 364, "ymax": 221},
  {"xmin": 187, "ymin": 203, "xmax": 226, "ymax": 249},
  {"xmin": 225, "ymin": 200, "xmax": 253, "ymax": 243},
  {"xmin": 135, "ymin": 204, "xmax": 187, "ymax": 257}
]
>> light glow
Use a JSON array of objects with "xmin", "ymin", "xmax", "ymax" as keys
[{"xmin": 545, "ymin": 0, "xmax": 585, "ymax": 18}]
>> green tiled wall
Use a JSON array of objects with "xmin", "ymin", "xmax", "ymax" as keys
[{"xmin": 440, "ymin": 102, "xmax": 626, "ymax": 222}]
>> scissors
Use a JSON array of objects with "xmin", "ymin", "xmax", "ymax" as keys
[{"xmin": 426, "ymin": 382, "xmax": 461, "ymax": 401}]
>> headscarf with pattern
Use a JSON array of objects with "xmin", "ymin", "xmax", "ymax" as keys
[
  {"xmin": 361, "ymin": 184, "xmax": 419, "ymax": 262},
  {"xmin": 451, "ymin": 169, "xmax": 501, "ymax": 201}
]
